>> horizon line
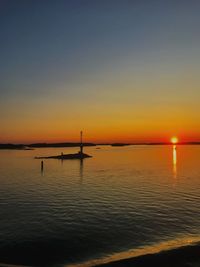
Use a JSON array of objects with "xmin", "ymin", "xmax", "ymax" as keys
[{"xmin": 1, "ymin": 141, "xmax": 200, "ymax": 146}]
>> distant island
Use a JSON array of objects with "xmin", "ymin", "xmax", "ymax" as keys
[
  {"xmin": 111, "ymin": 143, "xmax": 131, "ymax": 146},
  {"xmin": 0, "ymin": 143, "xmax": 96, "ymax": 150},
  {"xmin": 1, "ymin": 142, "xmax": 200, "ymax": 150},
  {"xmin": 0, "ymin": 144, "xmax": 33, "ymax": 150}
]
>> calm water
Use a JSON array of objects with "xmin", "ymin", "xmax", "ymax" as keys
[{"xmin": 0, "ymin": 145, "xmax": 199, "ymax": 266}]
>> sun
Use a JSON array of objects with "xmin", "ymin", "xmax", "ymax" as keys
[{"xmin": 171, "ymin": 137, "xmax": 178, "ymax": 144}]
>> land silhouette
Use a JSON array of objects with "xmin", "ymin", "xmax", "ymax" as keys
[
  {"xmin": 35, "ymin": 131, "xmax": 92, "ymax": 160},
  {"xmin": 1, "ymin": 141, "xmax": 200, "ymax": 150}
]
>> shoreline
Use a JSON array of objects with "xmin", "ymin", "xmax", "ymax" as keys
[
  {"xmin": 0, "ymin": 240, "xmax": 199, "ymax": 267},
  {"xmin": 94, "ymin": 242, "xmax": 200, "ymax": 267},
  {"xmin": 67, "ymin": 238, "xmax": 200, "ymax": 267}
]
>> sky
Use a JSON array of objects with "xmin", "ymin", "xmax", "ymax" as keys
[{"xmin": 1, "ymin": 0, "xmax": 200, "ymax": 143}]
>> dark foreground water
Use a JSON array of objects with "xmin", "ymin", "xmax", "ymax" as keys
[{"xmin": 0, "ymin": 145, "xmax": 199, "ymax": 266}]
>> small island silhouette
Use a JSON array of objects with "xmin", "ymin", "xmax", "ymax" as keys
[
  {"xmin": 35, "ymin": 131, "xmax": 92, "ymax": 160},
  {"xmin": 111, "ymin": 143, "xmax": 130, "ymax": 147}
]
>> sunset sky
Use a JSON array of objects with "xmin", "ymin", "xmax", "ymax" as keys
[{"xmin": 1, "ymin": 0, "xmax": 200, "ymax": 143}]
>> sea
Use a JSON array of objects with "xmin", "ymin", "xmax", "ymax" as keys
[{"xmin": 0, "ymin": 145, "xmax": 199, "ymax": 266}]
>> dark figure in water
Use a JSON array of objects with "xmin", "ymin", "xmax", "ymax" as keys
[{"xmin": 41, "ymin": 161, "xmax": 44, "ymax": 172}]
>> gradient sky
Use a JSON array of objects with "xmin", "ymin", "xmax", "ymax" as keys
[{"xmin": 1, "ymin": 0, "xmax": 200, "ymax": 143}]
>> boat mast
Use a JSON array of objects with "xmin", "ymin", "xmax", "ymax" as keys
[{"xmin": 80, "ymin": 131, "xmax": 83, "ymax": 154}]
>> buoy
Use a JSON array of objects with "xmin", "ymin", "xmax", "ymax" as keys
[{"xmin": 41, "ymin": 160, "xmax": 44, "ymax": 171}]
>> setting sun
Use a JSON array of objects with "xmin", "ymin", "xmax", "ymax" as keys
[{"xmin": 171, "ymin": 137, "xmax": 178, "ymax": 144}]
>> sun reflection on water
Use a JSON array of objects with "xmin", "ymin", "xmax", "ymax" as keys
[{"xmin": 173, "ymin": 145, "xmax": 177, "ymax": 178}]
